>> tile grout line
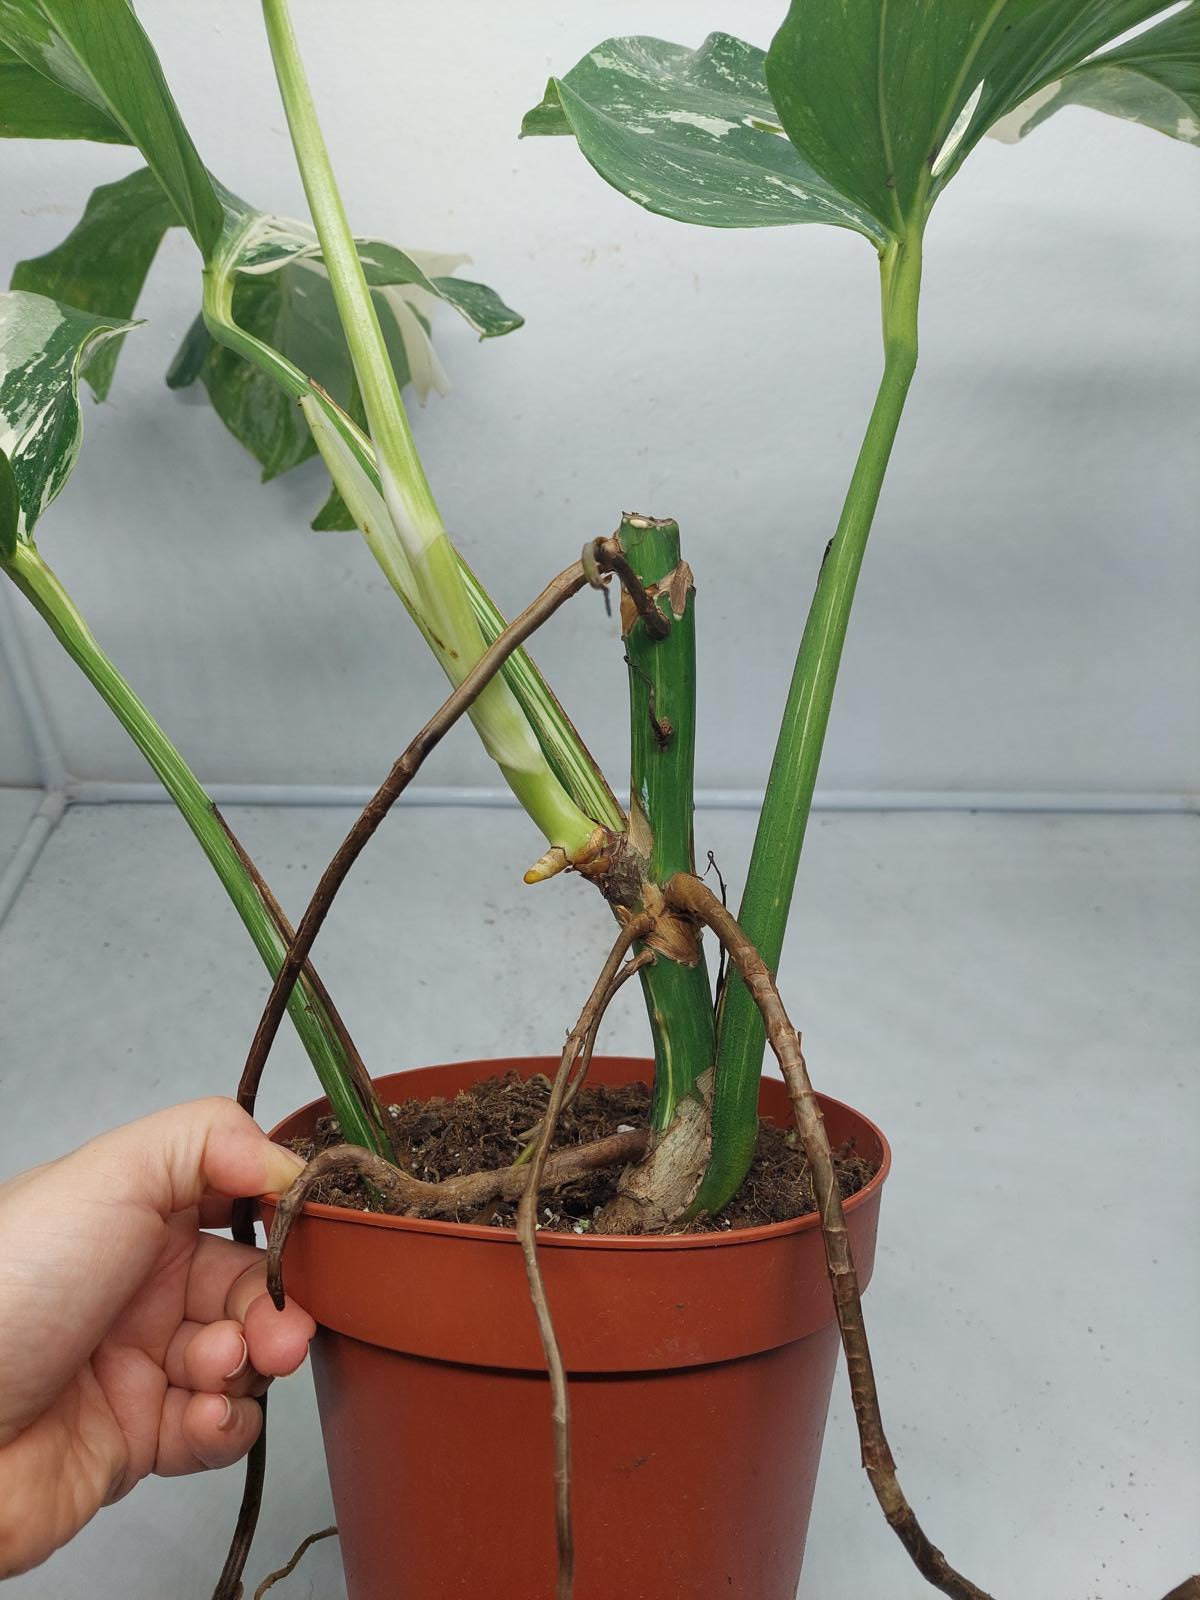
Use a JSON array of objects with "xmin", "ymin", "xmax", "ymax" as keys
[
  {"xmin": 0, "ymin": 790, "xmax": 67, "ymax": 931},
  {"xmin": 0, "ymin": 583, "xmax": 70, "ymax": 795},
  {"xmin": 0, "ymin": 585, "xmax": 73, "ymax": 930},
  {"xmin": 64, "ymin": 780, "xmax": 1200, "ymax": 815}
]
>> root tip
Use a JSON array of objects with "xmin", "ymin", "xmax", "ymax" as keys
[{"xmin": 524, "ymin": 846, "xmax": 569, "ymax": 884}]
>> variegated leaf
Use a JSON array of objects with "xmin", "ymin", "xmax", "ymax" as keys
[
  {"xmin": 233, "ymin": 216, "xmax": 523, "ymax": 360},
  {"xmin": 521, "ymin": 32, "xmax": 885, "ymax": 242},
  {"xmin": 0, "ymin": 289, "xmax": 136, "ymax": 541}
]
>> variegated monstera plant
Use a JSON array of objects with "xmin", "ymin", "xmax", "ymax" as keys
[{"xmin": 1, "ymin": 4, "xmax": 1195, "ymax": 1599}]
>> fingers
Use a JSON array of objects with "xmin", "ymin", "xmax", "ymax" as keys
[
  {"xmin": 155, "ymin": 1388, "xmax": 263, "ymax": 1477},
  {"xmin": 162, "ymin": 1320, "xmax": 267, "ymax": 1399},
  {"xmin": 184, "ymin": 1232, "xmax": 263, "ymax": 1322},
  {"xmin": 242, "ymin": 1288, "xmax": 315, "ymax": 1378},
  {"xmin": 184, "ymin": 1235, "xmax": 316, "ymax": 1376}
]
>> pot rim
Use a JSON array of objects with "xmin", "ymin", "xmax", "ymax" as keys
[{"xmin": 262, "ymin": 1059, "xmax": 891, "ymax": 1252}]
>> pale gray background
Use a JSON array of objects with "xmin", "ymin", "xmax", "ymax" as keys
[
  {"xmin": 0, "ymin": 0, "xmax": 1198, "ymax": 798},
  {"xmin": 0, "ymin": 5, "xmax": 1197, "ymax": 1600}
]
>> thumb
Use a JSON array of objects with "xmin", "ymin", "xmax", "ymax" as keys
[{"xmin": 67, "ymin": 1097, "xmax": 305, "ymax": 1219}]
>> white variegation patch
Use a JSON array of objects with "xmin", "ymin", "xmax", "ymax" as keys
[
  {"xmin": 986, "ymin": 3, "xmax": 1200, "ymax": 150},
  {"xmin": 987, "ymin": 81, "xmax": 1063, "ymax": 143},
  {"xmin": 657, "ymin": 108, "xmax": 739, "ymax": 138},
  {"xmin": 0, "ymin": 290, "xmax": 135, "ymax": 539},
  {"xmin": 932, "ymin": 80, "xmax": 986, "ymax": 174}
]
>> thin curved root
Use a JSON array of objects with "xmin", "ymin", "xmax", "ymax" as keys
[
  {"xmin": 252, "ymin": 1526, "xmax": 338, "ymax": 1597},
  {"xmin": 516, "ymin": 914, "xmax": 655, "ymax": 1600},
  {"xmin": 514, "ymin": 946, "xmax": 655, "ymax": 1164}
]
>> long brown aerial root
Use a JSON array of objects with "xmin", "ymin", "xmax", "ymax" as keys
[
  {"xmin": 515, "ymin": 912, "xmax": 655, "ymax": 1600},
  {"xmin": 665, "ymin": 873, "xmax": 994, "ymax": 1600},
  {"xmin": 265, "ymin": 1125, "xmax": 648, "ymax": 1310}
]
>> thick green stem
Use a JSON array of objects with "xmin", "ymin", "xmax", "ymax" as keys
[
  {"xmin": 618, "ymin": 515, "xmax": 715, "ymax": 1131},
  {"xmin": 5, "ymin": 543, "xmax": 383, "ymax": 1154},
  {"xmin": 695, "ymin": 233, "xmax": 923, "ymax": 1213}
]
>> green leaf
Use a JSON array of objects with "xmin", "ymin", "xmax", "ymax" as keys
[
  {"xmin": 11, "ymin": 166, "xmax": 178, "ymax": 399},
  {"xmin": 0, "ymin": 447, "xmax": 19, "ymax": 560},
  {"xmin": 310, "ymin": 481, "xmax": 355, "ymax": 531},
  {"xmin": 354, "ymin": 244, "xmax": 525, "ymax": 340},
  {"xmin": 765, "ymin": 0, "xmax": 1172, "ymax": 237},
  {"xmin": 992, "ymin": 2, "xmax": 1200, "ymax": 146},
  {"xmin": 0, "ymin": 38, "xmax": 126, "ymax": 140},
  {"xmin": 0, "ymin": 289, "xmax": 136, "ymax": 539},
  {"xmin": 0, "ymin": 0, "xmax": 222, "ymax": 254},
  {"xmin": 520, "ymin": 32, "xmax": 884, "ymax": 241},
  {"xmin": 163, "ymin": 310, "xmax": 210, "ymax": 390}
]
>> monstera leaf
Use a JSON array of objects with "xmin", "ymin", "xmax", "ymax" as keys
[
  {"xmin": 525, "ymin": 3, "xmax": 1191, "ymax": 247},
  {"xmin": 0, "ymin": 289, "xmax": 136, "ymax": 548},
  {"xmin": 991, "ymin": 1, "xmax": 1200, "ymax": 147}
]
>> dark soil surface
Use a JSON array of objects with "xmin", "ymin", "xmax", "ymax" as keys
[{"xmin": 290, "ymin": 1072, "xmax": 878, "ymax": 1235}]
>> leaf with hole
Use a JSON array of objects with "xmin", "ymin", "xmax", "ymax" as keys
[
  {"xmin": 0, "ymin": 0, "xmax": 222, "ymax": 254},
  {"xmin": 521, "ymin": 32, "xmax": 884, "ymax": 242},
  {"xmin": 764, "ymin": 0, "xmax": 1174, "ymax": 238},
  {"xmin": 0, "ymin": 289, "xmax": 136, "ymax": 542},
  {"xmin": 11, "ymin": 167, "xmax": 179, "ymax": 399},
  {"xmin": 990, "ymin": 1, "xmax": 1200, "ymax": 147}
]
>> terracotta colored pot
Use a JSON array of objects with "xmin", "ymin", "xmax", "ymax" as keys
[{"xmin": 262, "ymin": 1056, "xmax": 890, "ymax": 1600}]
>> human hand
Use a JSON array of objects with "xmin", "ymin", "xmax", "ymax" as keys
[{"xmin": 0, "ymin": 1097, "xmax": 314, "ymax": 1577}]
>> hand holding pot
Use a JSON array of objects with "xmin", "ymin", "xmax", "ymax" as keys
[{"xmin": 0, "ymin": 1097, "xmax": 315, "ymax": 1578}]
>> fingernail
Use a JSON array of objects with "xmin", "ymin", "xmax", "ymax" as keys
[
  {"xmin": 223, "ymin": 1335, "xmax": 249, "ymax": 1382},
  {"xmin": 217, "ymin": 1396, "xmax": 236, "ymax": 1432}
]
